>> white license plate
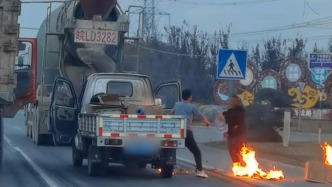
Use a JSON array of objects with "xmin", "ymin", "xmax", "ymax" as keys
[
  {"xmin": 125, "ymin": 139, "xmax": 158, "ymax": 155},
  {"xmin": 74, "ymin": 29, "xmax": 118, "ymax": 45}
]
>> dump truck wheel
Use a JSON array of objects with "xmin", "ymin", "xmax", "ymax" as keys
[
  {"xmin": 32, "ymin": 107, "xmax": 41, "ymax": 145},
  {"xmin": 34, "ymin": 107, "xmax": 46, "ymax": 146}
]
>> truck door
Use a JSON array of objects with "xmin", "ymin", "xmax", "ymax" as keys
[
  {"xmin": 154, "ymin": 81, "xmax": 181, "ymax": 114},
  {"xmin": 49, "ymin": 77, "xmax": 78, "ymax": 143},
  {"xmin": 2, "ymin": 39, "xmax": 38, "ymax": 118},
  {"xmin": 15, "ymin": 40, "xmax": 34, "ymax": 98}
]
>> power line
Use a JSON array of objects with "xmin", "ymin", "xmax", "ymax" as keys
[
  {"xmin": 126, "ymin": 33, "xmax": 332, "ymax": 58},
  {"xmin": 127, "ymin": 41, "xmax": 207, "ymax": 57},
  {"xmin": 198, "ymin": 16, "xmax": 332, "ymax": 39}
]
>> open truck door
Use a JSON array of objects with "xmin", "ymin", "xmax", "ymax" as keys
[
  {"xmin": 15, "ymin": 39, "xmax": 36, "ymax": 99},
  {"xmin": 2, "ymin": 38, "xmax": 37, "ymax": 118},
  {"xmin": 49, "ymin": 77, "xmax": 78, "ymax": 145},
  {"xmin": 154, "ymin": 81, "xmax": 181, "ymax": 114}
]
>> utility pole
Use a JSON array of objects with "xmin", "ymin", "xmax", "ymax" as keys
[
  {"xmin": 143, "ymin": 0, "xmax": 156, "ymax": 40},
  {"xmin": 131, "ymin": 0, "xmax": 171, "ymax": 41}
]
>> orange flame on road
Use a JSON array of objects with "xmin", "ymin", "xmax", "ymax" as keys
[
  {"xmin": 322, "ymin": 142, "xmax": 332, "ymax": 165},
  {"xmin": 232, "ymin": 145, "xmax": 284, "ymax": 180}
]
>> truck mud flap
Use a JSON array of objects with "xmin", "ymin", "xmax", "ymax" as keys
[
  {"xmin": 88, "ymin": 146, "xmax": 102, "ymax": 164},
  {"xmin": 161, "ymin": 149, "xmax": 176, "ymax": 166}
]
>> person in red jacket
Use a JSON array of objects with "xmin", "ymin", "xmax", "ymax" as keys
[{"xmin": 222, "ymin": 95, "xmax": 246, "ymax": 163}]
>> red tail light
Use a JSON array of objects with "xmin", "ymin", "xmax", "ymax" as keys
[
  {"xmin": 110, "ymin": 133, "xmax": 120, "ymax": 137},
  {"xmin": 161, "ymin": 140, "xmax": 178, "ymax": 147}
]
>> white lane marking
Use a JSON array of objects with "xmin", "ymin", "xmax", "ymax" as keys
[{"xmin": 4, "ymin": 136, "xmax": 59, "ymax": 187}]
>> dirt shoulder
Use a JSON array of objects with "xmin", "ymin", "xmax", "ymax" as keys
[{"xmin": 205, "ymin": 141, "xmax": 325, "ymax": 167}]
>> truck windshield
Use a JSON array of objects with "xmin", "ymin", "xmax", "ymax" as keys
[
  {"xmin": 92, "ymin": 77, "xmax": 154, "ymax": 105},
  {"xmin": 107, "ymin": 81, "xmax": 133, "ymax": 97}
]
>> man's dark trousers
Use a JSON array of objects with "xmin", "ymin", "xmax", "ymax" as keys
[
  {"xmin": 227, "ymin": 134, "xmax": 245, "ymax": 163},
  {"xmin": 185, "ymin": 130, "xmax": 203, "ymax": 171}
]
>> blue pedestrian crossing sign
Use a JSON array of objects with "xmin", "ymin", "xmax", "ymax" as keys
[{"xmin": 217, "ymin": 49, "xmax": 247, "ymax": 80}]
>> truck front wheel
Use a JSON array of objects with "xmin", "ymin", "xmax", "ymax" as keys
[
  {"xmin": 160, "ymin": 165, "xmax": 174, "ymax": 178},
  {"xmin": 72, "ymin": 143, "xmax": 83, "ymax": 167}
]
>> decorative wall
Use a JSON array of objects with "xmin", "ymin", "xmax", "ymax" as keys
[{"xmin": 213, "ymin": 57, "xmax": 332, "ymax": 109}]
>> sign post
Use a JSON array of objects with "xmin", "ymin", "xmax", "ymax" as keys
[
  {"xmin": 283, "ymin": 110, "xmax": 291, "ymax": 147},
  {"xmin": 298, "ymin": 82, "xmax": 305, "ymax": 131},
  {"xmin": 217, "ymin": 49, "xmax": 247, "ymax": 80},
  {"xmin": 308, "ymin": 53, "xmax": 332, "ymax": 143}
]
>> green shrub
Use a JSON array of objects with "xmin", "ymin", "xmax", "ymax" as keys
[
  {"xmin": 245, "ymin": 103, "xmax": 283, "ymax": 142},
  {"xmin": 244, "ymin": 89, "xmax": 290, "ymax": 142}
]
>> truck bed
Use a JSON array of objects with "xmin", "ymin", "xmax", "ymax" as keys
[{"xmin": 78, "ymin": 113, "xmax": 186, "ymax": 143}]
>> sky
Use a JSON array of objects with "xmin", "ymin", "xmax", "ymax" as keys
[{"xmin": 19, "ymin": 0, "xmax": 332, "ymax": 52}]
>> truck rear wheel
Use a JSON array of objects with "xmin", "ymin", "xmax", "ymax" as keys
[
  {"xmin": 72, "ymin": 142, "xmax": 83, "ymax": 167},
  {"xmin": 160, "ymin": 165, "xmax": 174, "ymax": 178}
]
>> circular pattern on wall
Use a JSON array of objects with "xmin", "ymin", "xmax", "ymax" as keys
[
  {"xmin": 285, "ymin": 63, "xmax": 302, "ymax": 82},
  {"xmin": 258, "ymin": 70, "xmax": 281, "ymax": 89},
  {"xmin": 237, "ymin": 62, "xmax": 257, "ymax": 92},
  {"xmin": 240, "ymin": 68, "xmax": 254, "ymax": 86},
  {"xmin": 213, "ymin": 80, "xmax": 239, "ymax": 105},
  {"xmin": 261, "ymin": 76, "xmax": 278, "ymax": 89},
  {"xmin": 280, "ymin": 57, "xmax": 307, "ymax": 87}
]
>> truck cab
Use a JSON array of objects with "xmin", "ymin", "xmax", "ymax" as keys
[{"xmin": 49, "ymin": 73, "xmax": 185, "ymax": 177}]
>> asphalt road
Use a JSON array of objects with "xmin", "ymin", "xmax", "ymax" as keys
[{"xmin": 0, "ymin": 111, "xmax": 251, "ymax": 187}]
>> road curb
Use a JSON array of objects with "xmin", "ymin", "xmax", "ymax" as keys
[{"xmin": 177, "ymin": 156, "xmax": 283, "ymax": 187}]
